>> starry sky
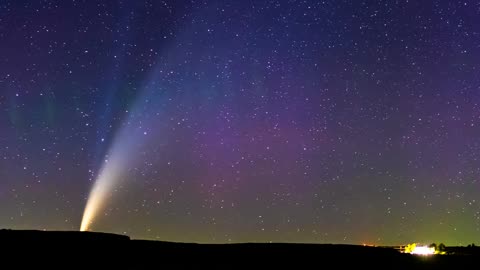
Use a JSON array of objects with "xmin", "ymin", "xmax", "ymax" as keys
[{"xmin": 1, "ymin": 0, "xmax": 480, "ymax": 245}]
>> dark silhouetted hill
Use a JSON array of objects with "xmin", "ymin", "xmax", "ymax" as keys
[
  {"xmin": 0, "ymin": 229, "xmax": 478, "ymax": 269},
  {"xmin": 0, "ymin": 229, "xmax": 130, "ymax": 242}
]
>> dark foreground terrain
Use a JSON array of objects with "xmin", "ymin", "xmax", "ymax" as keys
[{"xmin": 1, "ymin": 229, "xmax": 479, "ymax": 269}]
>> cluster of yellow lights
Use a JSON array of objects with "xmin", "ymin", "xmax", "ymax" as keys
[
  {"xmin": 404, "ymin": 243, "xmax": 436, "ymax": 255},
  {"xmin": 411, "ymin": 246, "xmax": 435, "ymax": 255}
]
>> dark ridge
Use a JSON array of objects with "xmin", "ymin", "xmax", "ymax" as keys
[
  {"xmin": 0, "ymin": 229, "xmax": 130, "ymax": 242},
  {"xmin": 1, "ymin": 229, "xmax": 479, "ymax": 269}
]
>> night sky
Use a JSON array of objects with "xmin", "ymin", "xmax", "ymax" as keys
[{"xmin": 1, "ymin": 0, "xmax": 480, "ymax": 245}]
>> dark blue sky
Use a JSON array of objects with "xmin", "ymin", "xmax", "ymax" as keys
[{"xmin": 1, "ymin": 0, "xmax": 479, "ymax": 245}]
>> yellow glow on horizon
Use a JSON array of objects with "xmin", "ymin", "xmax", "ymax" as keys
[
  {"xmin": 411, "ymin": 246, "xmax": 435, "ymax": 255},
  {"xmin": 404, "ymin": 243, "xmax": 435, "ymax": 256}
]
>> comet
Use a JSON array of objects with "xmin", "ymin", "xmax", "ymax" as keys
[
  {"xmin": 80, "ymin": 156, "xmax": 123, "ymax": 231},
  {"xmin": 80, "ymin": 46, "xmax": 172, "ymax": 232},
  {"xmin": 79, "ymin": 78, "xmax": 168, "ymax": 231},
  {"xmin": 80, "ymin": 133, "xmax": 134, "ymax": 232}
]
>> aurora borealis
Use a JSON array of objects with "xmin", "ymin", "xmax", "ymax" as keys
[{"xmin": 1, "ymin": 1, "xmax": 480, "ymax": 245}]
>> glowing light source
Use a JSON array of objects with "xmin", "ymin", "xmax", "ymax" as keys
[
  {"xmin": 404, "ymin": 243, "xmax": 435, "ymax": 255},
  {"xmin": 80, "ymin": 169, "xmax": 114, "ymax": 231},
  {"xmin": 80, "ymin": 155, "xmax": 124, "ymax": 231},
  {"xmin": 411, "ymin": 246, "xmax": 435, "ymax": 255}
]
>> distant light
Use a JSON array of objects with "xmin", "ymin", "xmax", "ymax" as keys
[{"xmin": 410, "ymin": 246, "xmax": 435, "ymax": 255}]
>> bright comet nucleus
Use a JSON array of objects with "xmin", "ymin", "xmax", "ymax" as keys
[
  {"xmin": 80, "ymin": 140, "xmax": 132, "ymax": 231},
  {"xmin": 80, "ymin": 159, "xmax": 123, "ymax": 231}
]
